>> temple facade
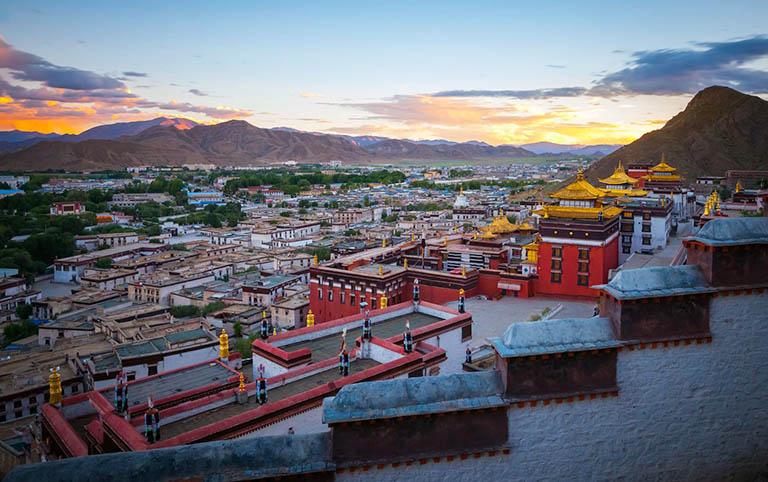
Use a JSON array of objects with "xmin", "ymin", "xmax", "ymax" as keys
[{"xmin": 533, "ymin": 170, "xmax": 621, "ymax": 298}]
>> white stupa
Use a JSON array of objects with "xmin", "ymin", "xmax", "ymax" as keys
[{"xmin": 453, "ymin": 185, "xmax": 469, "ymax": 208}]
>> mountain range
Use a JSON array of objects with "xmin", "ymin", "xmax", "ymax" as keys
[
  {"xmin": 586, "ymin": 86, "xmax": 768, "ymax": 183},
  {"xmin": 0, "ymin": 120, "xmax": 613, "ymax": 171}
]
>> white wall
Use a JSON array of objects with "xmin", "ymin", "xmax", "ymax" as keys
[
  {"xmin": 239, "ymin": 406, "xmax": 329, "ymax": 438},
  {"xmin": 339, "ymin": 291, "xmax": 768, "ymax": 481},
  {"xmin": 422, "ymin": 326, "xmax": 465, "ymax": 375}
]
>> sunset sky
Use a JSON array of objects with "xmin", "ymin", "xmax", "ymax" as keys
[{"xmin": 0, "ymin": 1, "xmax": 767, "ymax": 145}]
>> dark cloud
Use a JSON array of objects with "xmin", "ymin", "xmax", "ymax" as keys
[
  {"xmin": 123, "ymin": 71, "xmax": 147, "ymax": 77},
  {"xmin": 0, "ymin": 36, "xmax": 125, "ymax": 90},
  {"xmin": 188, "ymin": 88, "xmax": 208, "ymax": 96},
  {"xmin": 591, "ymin": 35, "xmax": 768, "ymax": 96},
  {"xmin": 430, "ymin": 36, "xmax": 768, "ymax": 99},
  {"xmin": 546, "ymin": 64, "xmax": 566, "ymax": 69},
  {"xmin": 431, "ymin": 87, "xmax": 587, "ymax": 99}
]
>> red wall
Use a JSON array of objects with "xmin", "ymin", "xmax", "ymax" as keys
[
  {"xmin": 310, "ymin": 283, "xmax": 407, "ymax": 323},
  {"xmin": 535, "ymin": 237, "xmax": 618, "ymax": 298}
]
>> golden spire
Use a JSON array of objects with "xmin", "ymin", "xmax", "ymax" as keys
[
  {"xmin": 735, "ymin": 180, "xmax": 743, "ymax": 193},
  {"xmin": 576, "ymin": 166, "xmax": 584, "ymax": 181},
  {"xmin": 444, "ymin": 236, "xmax": 448, "ymax": 246},
  {"xmin": 238, "ymin": 372, "xmax": 245, "ymax": 392},
  {"xmin": 459, "ymin": 185, "xmax": 463, "ymax": 195},
  {"xmin": 380, "ymin": 293, "xmax": 388, "ymax": 308},
  {"xmin": 263, "ymin": 311, "xmax": 267, "ymax": 319},
  {"xmin": 461, "ymin": 265, "xmax": 466, "ymax": 276},
  {"xmin": 382, "ymin": 238, "xmax": 386, "ymax": 248},
  {"xmin": 403, "ymin": 258, "xmax": 408, "ymax": 269},
  {"xmin": 49, "ymin": 367, "xmax": 63, "ymax": 406},
  {"xmin": 273, "ymin": 326, "xmax": 277, "ymax": 336},
  {"xmin": 411, "ymin": 233, "xmax": 415, "ymax": 242},
  {"xmin": 473, "ymin": 231, "xmax": 477, "ymax": 240},
  {"xmin": 313, "ymin": 254, "xmax": 318, "ymax": 266},
  {"xmin": 306, "ymin": 309, "xmax": 315, "ymax": 327},
  {"xmin": 219, "ymin": 329, "xmax": 229, "ymax": 359},
  {"xmin": 379, "ymin": 264, "xmax": 383, "ymax": 276}
]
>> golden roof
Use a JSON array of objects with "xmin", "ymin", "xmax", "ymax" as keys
[
  {"xmin": 601, "ymin": 187, "xmax": 649, "ymax": 197},
  {"xmin": 598, "ymin": 162, "xmax": 638, "ymax": 186},
  {"xmin": 551, "ymin": 169, "xmax": 604, "ymax": 201},
  {"xmin": 522, "ymin": 233, "xmax": 541, "ymax": 250},
  {"xmin": 481, "ymin": 213, "xmax": 519, "ymax": 235},
  {"xmin": 650, "ymin": 154, "xmax": 677, "ymax": 173},
  {"xmin": 534, "ymin": 204, "xmax": 623, "ymax": 220}
]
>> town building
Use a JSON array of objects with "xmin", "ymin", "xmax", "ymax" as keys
[
  {"xmin": 108, "ymin": 193, "xmax": 174, "ymax": 208},
  {"xmin": 49, "ymin": 202, "xmax": 86, "ymax": 216}
]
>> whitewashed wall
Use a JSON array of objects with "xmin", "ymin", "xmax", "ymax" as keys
[{"xmin": 339, "ymin": 291, "xmax": 768, "ymax": 481}]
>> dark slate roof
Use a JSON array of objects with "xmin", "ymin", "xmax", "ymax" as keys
[
  {"xmin": 686, "ymin": 217, "xmax": 768, "ymax": 246},
  {"xmin": 4, "ymin": 433, "xmax": 332, "ymax": 482},
  {"xmin": 593, "ymin": 265, "xmax": 717, "ymax": 300},
  {"xmin": 491, "ymin": 317, "xmax": 621, "ymax": 358},
  {"xmin": 322, "ymin": 371, "xmax": 504, "ymax": 424}
]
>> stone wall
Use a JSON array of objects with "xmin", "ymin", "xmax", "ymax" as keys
[{"xmin": 338, "ymin": 291, "xmax": 768, "ymax": 481}]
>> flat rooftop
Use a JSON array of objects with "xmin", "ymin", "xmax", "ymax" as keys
[
  {"xmin": 160, "ymin": 358, "xmax": 379, "ymax": 440},
  {"xmin": 280, "ymin": 312, "xmax": 439, "ymax": 362},
  {"xmin": 97, "ymin": 360, "xmax": 235, "ymax": 411}
]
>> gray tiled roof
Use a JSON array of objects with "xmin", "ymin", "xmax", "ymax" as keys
[
  {"xmin": 4, "ymin": 433, "xmax": 333, "ymax": 482},
  {"xmin": 686, "ymin": 217, "xmax": 768, "ymax": 246},
  {"xmin": 322, "ymin": 371, "xmax": 504, "ymax": 424},
  {"xmin": 593, "ymin": 265, "xmax": 717, "ymax": 300},
  {"xmin": 491, "ymin": 317, "xmax": 621, "ymax": 358}
]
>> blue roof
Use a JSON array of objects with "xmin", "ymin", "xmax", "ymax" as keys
[
  {"xmin": 0, "ymin": 189, "xmax": 23, "ymax": 195},
  {"xmin": 491, "ymin": 317, "xmax": 621, "ymax": 358},
  {"xmin": 686, "ymin": 217, "xmax": 768, "ymax": 247},
  {"xmin": 322, "ymin": 371, "xmax": 504, "ymax": 424},
  {"xmin": 593, "ymin": 265, "xmax": 717, "ymax": 300},
  {"xmin": 4, "ymin": 433, "xmax": 332, "ymax": 482}
]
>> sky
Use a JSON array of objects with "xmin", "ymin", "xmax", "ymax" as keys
[{"xmin": 0, "ymin": 0, "xmax": 767, "ymax": 146}]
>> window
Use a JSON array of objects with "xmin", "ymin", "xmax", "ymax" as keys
[
  {"xmin": 578, "ymin": 262, "xmax": 589, "ymax": 273},
  {"xmin": 622, "ymin": 235, "xmax": 632, "ymax": 244},
  {"xmin": 328, "ymin": 290, "xmax": 333, "ymax": 302},
  {"xmin": 371, "ymin": 297, "xmax": 377, "ymax": 309},
  {"xmin": 14, "ymin": 411, "xmax": 22, "ymax": 419},
  {"xmin": 71, "ymin": 384, "xmax": 79, "ymax": 394},
  {"xmin": 318, "ymin": 289, "xmax": 323, "ymax": 300},
  {"xmin": 0, "ymin": 414, "xmax": 5, "ymax": 423},
  {"xmin": 551, "ymin": 260, "xmax": 561, "ymax": 270},
  {"xmin": 29, "ymin": 405, "xmax": 37, "ymax": 414},
  {"xmin": 350, "ymin": 293, "xmax": 356, "ymax": 306},
  {"xmin": 13, "ymin": 400, "xmax": 21, "ymax": 408},
  {"xmin": 28, "ymin": 396, "xmax": 37, "ymax": 405},
  {"xmin": 642, "ymin": 236, "xmax": 651, "ymax": 246},
  {"xmin": 461, "ymin": 324, "xmax": 472, "ymax": 341},
  {"xmin": 577, "ymin": 274, "xmax": 589, "ymax": 286},
  {"xmin": 551, "ymin": 272, "xmax": 561, "ymax": 283},
  {"xmin": 643, "ymin": 213, "xmax": 651, "ymax": 221},
  {"xmin": 339, "ymin": 292, "xmax": 345, "ymax": 305},
  {"xmin": 621, "ymin": 223, "xmax": 634, "ymax": 232},
  {"xmin": 623, "ymin": 211, "xmax": 633, "ymax": 219},
  {"xmin": 147, "ymin": 364, "xmax": 158, "ymax": 377},
  {"xmin": 551, "ymin": 246, "xmax": 562, "ymax": 258},
  {"xmin": 578, "ymin": 249, "xmax": 590, "ymax": 261},
  {"xmin": 127, "ymin": 372, "xmax": 136, "ymax": 382},
  {"xmin": 623, "ymin": 246, "xmax": 631, "ymax": 254},
  {"xmin": 642, "ymin": 223, "xmax": 651, "ymax": 233}
]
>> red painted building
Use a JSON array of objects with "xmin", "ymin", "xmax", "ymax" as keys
[{"xmin": 533, "ymin": 170, "xmax": 622, "ymax": 298}]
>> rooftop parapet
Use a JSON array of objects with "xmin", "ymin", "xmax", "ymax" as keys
[
  {"xmin": 684, "ymin": 218, "xmax": 768, "ymax": 287},
  {"xmin": 491, "ymin": 317, "xmax": 620, "ymax": 400}
]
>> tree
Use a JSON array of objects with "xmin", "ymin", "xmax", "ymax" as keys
[
  {"xmin": 94, "ymin": 258, "xmax": 112, "ymax": 269},
  {"xmin": 233, "ymin": 321, "xmax": 243, "ymax": 338},
  {"xmin": 204, "ymin": 212, "xmax": 222, "ymax": 228},
  {"xmin": 234, "ymin": 337, "xmax": 252, "ymax": 358},
  {"xmin": 3, "ymin": 320, "xmax": 37, "ymax": 344},
  {"xmin": 15, "ymin": 303, "xmax": 32, "ymax": 320},
  {"xmin": 171, "ymin": 243, "xmax": 188, "ymax": 251},
  {"xmin": 280, "ymin": 211, "xmax": 292, "ymax": 217},
  {"xmin": 167, "ymin": 178, "xmax": 185, "ymax": 195},
  {"xmin": 203, "ymin": 301, "xmax": 227, "ymax": 315},
  {"xmin": 169, "ymin": 305, "xmax": 201, "ymax": 318}
]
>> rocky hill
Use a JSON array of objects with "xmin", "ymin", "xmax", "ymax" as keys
[{"xmin": 587, "ymin": 86, "xmax": 768, "ymax": 183}]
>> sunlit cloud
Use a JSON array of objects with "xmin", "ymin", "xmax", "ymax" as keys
[{"xmin": 299, "ymin": 92, "xmax": 326, "ymax": 98}]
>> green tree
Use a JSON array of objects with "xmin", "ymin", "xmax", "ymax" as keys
[
  {"xmin": 234, "ymin": 337, "xmax": 252, "ymax": 358},
  {"xmin": 203, "ymin": 301, "xmax": 227, "ymax": 315},
  {"xmin": 169, "ymin": 305, "xmax": 201, "ymax": 318},
  {"xmin": 233, "ymin": 321, "xmax": 243, "ymax": 338},
  {"xmin": 15, "ymin": 303, "xmax": 32, "ymax": 320},
  {"xmin": 204, "ymin": 212, "xmax": 222, "ymax": 228},
  {"xmin": 3, "ymin": 320, "xmax": 37, "ymax": 344},
  {"xmin": 171, "ymin": 243, "xmax": 188, "ymax": 251},
  {"xmin": 94, "ymin": 258, "xmax": 112, "ymax": 269}
]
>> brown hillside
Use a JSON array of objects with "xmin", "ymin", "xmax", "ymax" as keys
[{"xmin": 587, "ymin": 86, "xmax": 768, "ymax": 184}]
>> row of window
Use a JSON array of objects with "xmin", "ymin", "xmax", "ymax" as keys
[
  {"xmin": 550, "ymin": 272, "xmax": 590, "ymax": 286},
  {"xmin": 319, "ymin": 289, "xmax": 399, "ymax": 309},
  {"xmin": 622, "ymin": 235, "xmax": 653, "ymax": 246}
]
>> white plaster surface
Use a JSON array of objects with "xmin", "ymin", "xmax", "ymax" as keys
[{"xmin": 339, "ymin": 291, "xmax": 768, "ymax": 481}]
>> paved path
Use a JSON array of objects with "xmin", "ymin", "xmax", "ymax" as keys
[{"xmin": 447, "ymin": 296, "xmax": 595, "ymax": 349}]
